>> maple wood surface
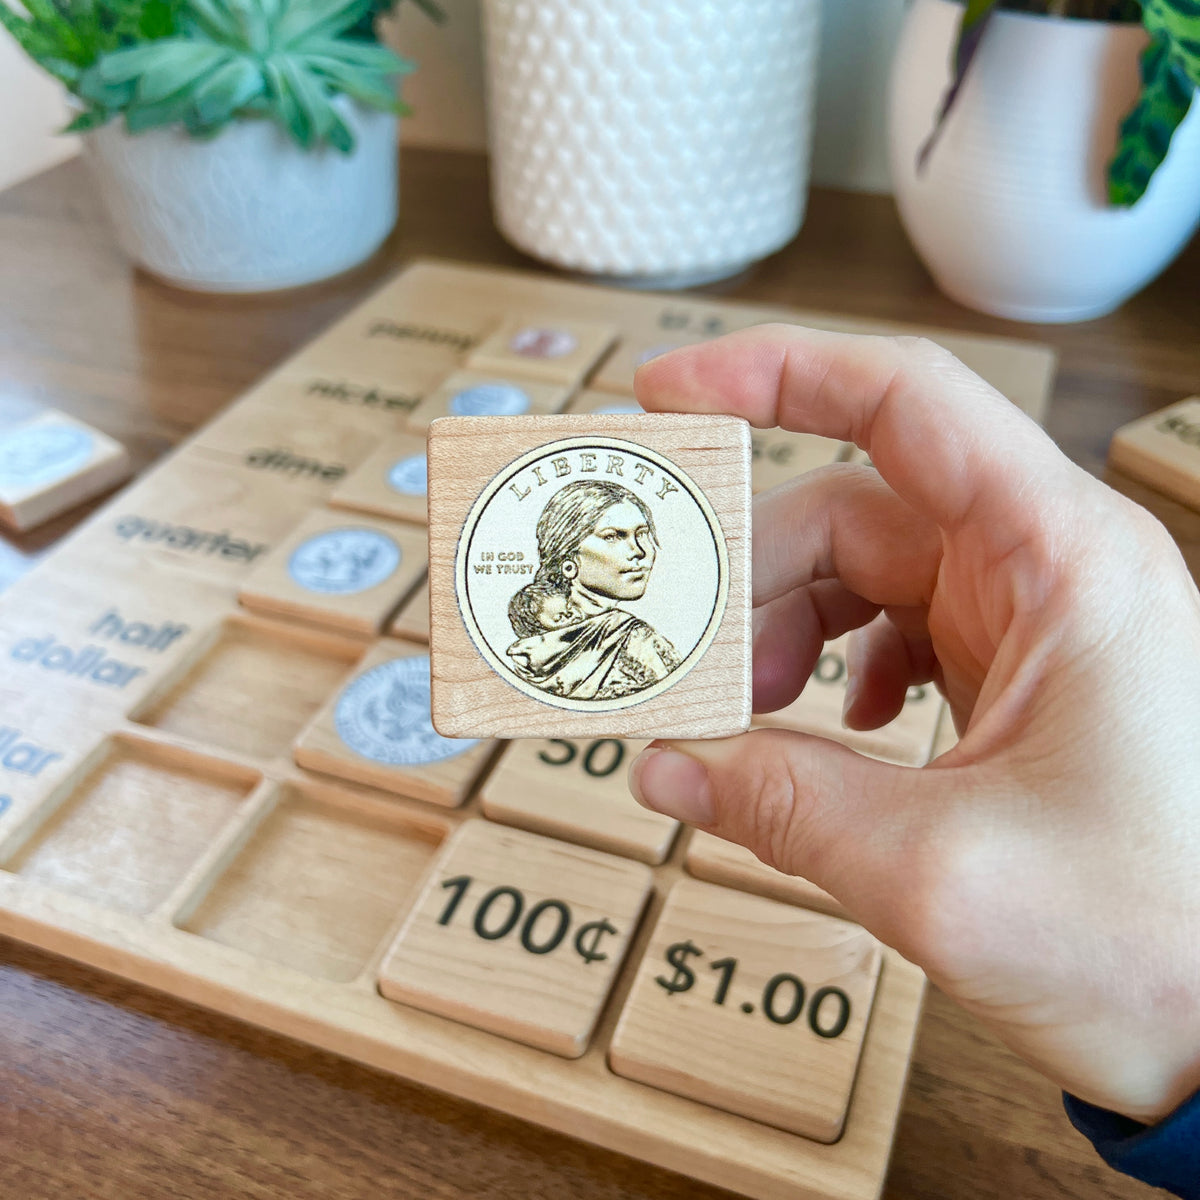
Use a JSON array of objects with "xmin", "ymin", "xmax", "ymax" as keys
[{"xmin": 2, "ymin": 148, "xmax": 1197, "ymax": 1200}]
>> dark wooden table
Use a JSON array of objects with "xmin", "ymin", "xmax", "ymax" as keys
[{"xmin": 1, "ymin": 147, "xmax": 1196, "ymax": 1200}]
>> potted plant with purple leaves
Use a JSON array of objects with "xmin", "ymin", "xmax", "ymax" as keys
[
  {"xmin": 888, "ymin": 0, "xmax": 1200, "ymax": 322},
  {"xmin": 0, "ymin": 0, "xmax": 443, "ymax": 291}
]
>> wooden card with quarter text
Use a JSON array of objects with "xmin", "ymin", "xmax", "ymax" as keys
[{"xmin": 426, "ymin": 414, "xmax": 752, "ymax": 740}]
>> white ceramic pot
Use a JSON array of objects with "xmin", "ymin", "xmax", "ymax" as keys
[
  {"xmin": 889, "ymin": 0, "xmax": 1200, "ymax": 323},
  {"xmin": 81, "ymin": 101, "xmax": 398, "ymax": 293},
  {"xmin": 481, "ymin": 0, "xmax": 821, "ymax": 289}
]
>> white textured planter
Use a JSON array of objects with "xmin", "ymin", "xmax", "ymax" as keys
[
  {"xmin": 482, "ymin": 0, "xmax": 821, "ymax": 289},
  {"xmin": 889, "ymin": 0, "xmax": 1200, "ymax": 323},
  {"xmin": 81, "ymin": 102, "xmax": 398, "ymax": 293}
]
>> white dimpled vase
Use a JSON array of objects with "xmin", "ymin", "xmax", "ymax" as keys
[{"xmin": 482, "ymin": 0, "xmax": 820, "ymax": 288}]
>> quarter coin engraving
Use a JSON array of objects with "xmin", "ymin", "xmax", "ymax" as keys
[
  {"xmin": 288, "ymin": 529, "xmax": 400, "ymax": 594},
  {"xmin": 456, "ymin": 436, "xmax": 728, "ymax": 712}
]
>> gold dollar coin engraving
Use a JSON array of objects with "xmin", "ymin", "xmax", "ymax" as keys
[{"xmin": 456, "ymin": 436, "xmax": 729, "ymax": 712}]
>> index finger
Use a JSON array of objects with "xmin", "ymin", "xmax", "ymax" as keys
[{"xmin": 633, "ymin": 324, "xmax": 1069, "ymax": 537}]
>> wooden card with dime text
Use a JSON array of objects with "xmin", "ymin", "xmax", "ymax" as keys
[{"xmin": 426, "ymin": 413, "xmax": 752, "ymax": 740}]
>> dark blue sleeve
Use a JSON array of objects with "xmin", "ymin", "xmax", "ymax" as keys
[{"xmin": 1064, "ymin": 1089, "xmax": 1200, "ymax": 1198}]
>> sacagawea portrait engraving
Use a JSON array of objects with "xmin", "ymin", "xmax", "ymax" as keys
[{"xmin": 456, "ymin": 437, "xmax": 728, "ymax": 713}]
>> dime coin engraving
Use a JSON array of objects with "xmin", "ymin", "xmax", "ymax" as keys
[
  {"xmin": 0, "ymin": 424, "xmax": 94, "ymax": 488},
  {"xmin": 387, "ymin": 452, "xmax": 428, "ymax": 496},
  {"xmin": 336, "ymin": 656, "xmax": 478, "ymax": 765},
  {"xmin": 456, "ymin": 437, "xmax": 728, "ymax": 712},
  {"xmin": 449, "ymin": 383, "xmax": 531, "ymax": 417},
  {"xmin": 288, "ymin": 529, "xmax": 400, "ymax": 594}
]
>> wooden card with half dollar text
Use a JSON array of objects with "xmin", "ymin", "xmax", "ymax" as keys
[{"xmin": 426, "ymin": 414, "xmax": 752, "ymax": 739}]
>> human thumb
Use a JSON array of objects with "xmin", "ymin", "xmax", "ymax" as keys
[{"xmin": 629, "ymin": 727, "xmax": 946, "ymax": 942}]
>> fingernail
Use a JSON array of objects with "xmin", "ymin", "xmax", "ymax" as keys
[
  {"xmin": 842, "ymin": 677, "xmax": 859, "ymax": 725},
  {"xmin": 629, "ymin": 747, "xmax": 716, "ymax": 825}
]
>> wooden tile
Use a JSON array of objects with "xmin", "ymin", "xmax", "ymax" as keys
[
  {"xmin": 102, "ymin": 449, "xmax": 314, "ymax": 582},
  {"xmin": 238, "ymin": 508, "xmax": 427, "ymax": 636},
  {"xmin": 1108, "ymin": 396, "xmax": 1200, "ymax": 511},
  {"xmin": 293, "ymin": 640, "xmax": 497, "ymax": 807},
  {"xmin": 133, "ymin": 616, "xmax": 364, "ymax": 763},
  {"xmin": 182, "ymin": 784, "xmax": 445, "ymax": 982},
  {"xmin": 750, "ymin": 429, "xmax": 847, "ymax": 493},
  {"xmin": 187, "ymin": 403, "xmax": 381, "ymax": 496},
  {"xmin": 427, "ymin": 414, "xmax": 752, "ymax": 739},
  {"xmin": 564, "ymin": 389, "xmax": 648, "ymax": 417},
  {"xmin": 379, "ymin": 819, "xmax": 653, "ymax": 1057},
  {"xmin": 404, "ymin": 369, "xmax": 571, "ymax": 433},
  {"xmin": 0, "ymin": 410, "xmax": 131, "ymax": 532},
  {"xmin": 755, "ymin": 635, "xmax": 944, "ymax": 765},
  {"xmin": 329, "ymin": 431, "xmax": 430, "ymax": 524},
  {"xmin": 388, "ymin": 575, "xmax": 430, "ymax": 644},
  {"xmin": 588, "ymin": 333, "xmax": 711, "ymax": 395},
  {"xmin": 609, "ymin": 878, "xmax": 882, "ymax": 1142},
  {"xmin": 685, "ymin": 831, "xmax": 846, "ymax": 918},
  {"xmin": 481, "ymin": 737, "xmax": 678, "ymax": 865},
  {"xmin": 466, "ymin": 316, "xmax": 618, "ymax": 386}
]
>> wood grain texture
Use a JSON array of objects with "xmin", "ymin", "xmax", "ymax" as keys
[
  {"xmin": 684, "ymin": 830, "xmax": 847, "ymax": 919},
  {"xmin": 238, "ymin": 508, "xmax": 428, "ymax": 636},
  {"xmin": 0, "ymin": 147, "xmax": 1191, "ymax": 1200},
  {"xmin": 465, "ymin": 315, "xmax": 618, "ymax": 386},
  {"xmin": 379, "ymin": 819, "xmax": 654, "ymax": 1058},
  {"xmin": 404, "ymin": 368, "xmax": 572, "ymax": 431},
  {"xmin": 427, "ymin": 413, "xmax": 753, "ymax": 739},
  {"xmin": 755, "ymin": 635, "xmax": 944, "ymax": 766},
  {"xmin": 480, "ymin": 735, "xmax": 678, "ymax": 864},
  {"xmin": 329, "ymin": 430, "xmax": 431, "ymax": 525},
  {"xmin": 293, "ymin": 639, "xmax": 498, "ymax": 807},
  {"xmin": 610, "ymin": 878, "xmax": 882, "ymax": 1143},
  {"xmin": 1108, "ymin": 395, "xmax": 1200, "ymax": 512}
]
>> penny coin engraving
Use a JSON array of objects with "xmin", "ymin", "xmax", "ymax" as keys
[
  {"xmin": 288, "ymin": 529, "xmax": 400, "ymax": 594},
  {"xmin": 456, "ymin": 436, "xmax": 728, "ymax": 713},
  {"xmin": 336, "ymin": 655, "xmax": 478, "ymax": 765},
  {"xmin": 387, "ymin": 453, "xmax": 428, "ymax": 496},
  {"xmin": 0, "ymin": 424, "xmax": 93, "ymax": 488},
  {"xmin": 509, "ymin": 327, "xmax": 578, "ymax": 360},
  {"xmin": 450, "ymin": 383, "xmax": 531, "ymax": 417}
]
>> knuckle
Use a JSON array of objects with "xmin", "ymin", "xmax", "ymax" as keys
[{"xmin": 730, "ymin": 731, "xmax": 825, "ymax": 876}]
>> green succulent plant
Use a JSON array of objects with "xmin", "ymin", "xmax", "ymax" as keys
[
  {"xmin": 0, "ymin": 0, "xmax": 443, "ymax": 151},
  {"xmin": 924, "ymin": 0, "xmax": 1200, "ymax": 206}
]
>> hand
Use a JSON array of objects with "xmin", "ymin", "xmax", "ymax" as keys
[{"xmin": 629, "ymin": 325, "xmax": 1200, "ymax": 1125}]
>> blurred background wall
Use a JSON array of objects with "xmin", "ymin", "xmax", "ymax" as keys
[{"xmin": 0, "ymin": 0, "xmax": 905, "ymax": 195}]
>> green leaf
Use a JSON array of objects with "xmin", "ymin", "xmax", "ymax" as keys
[
  {"xmin": 1141, "ymin": 0, "xmax": 1200, "ymax": 88},
  {"xmin": 190, "ymin": 54, "xmax": 262, "ymax": 121},
  {"xmin": 64, "ymin": 105, "xmax": 113, "ymax": 131},
  {"xmin": 97, "ymin": 38, "xmax": 186, "ymax": 81},
  {"xmin": 305, "ymin": 55, "xmax": 398, "ymax": 110},
  {"xmin": 274, "ymin": 0, "xmax": 367, "ymax": 45},
  {"xmin": 299, "ymin": 34, "xmax": 409, "ymax": 73},
  {"xmin": 918, "ymin": 0, "xmax": 999, "ymax": 172},
  {"xmin": 133, "ymin": 41, "xmax": 228, "ymax": 103},
  {"xmin": 1109, "ymin": 35, "xmax": 1197, "ymax": 205},
  {"xmin": 123, "ymin": 90, "xmax": 194, "ymax": 130}
]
